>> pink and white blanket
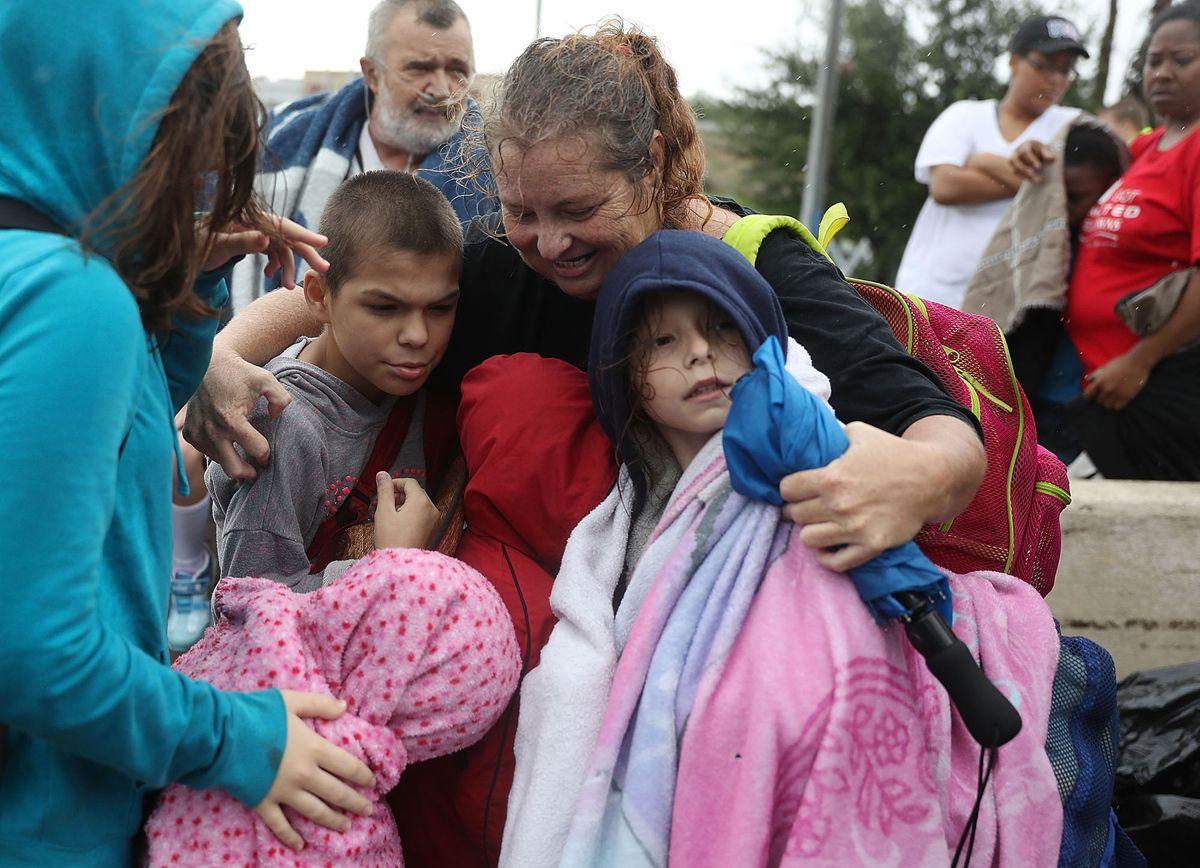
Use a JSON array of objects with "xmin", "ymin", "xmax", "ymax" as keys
[
  {"xmin": 504, "ymin": 435, "xmax": 1062, "ymax": 867},
  {"xmin": 145, "ymin": 548, "xmax": 521, "ymax": 866}
]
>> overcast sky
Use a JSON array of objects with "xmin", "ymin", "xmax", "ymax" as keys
[{"xmin": 237, "ymin": 0, "xmax": 1156, "ymax": 105}]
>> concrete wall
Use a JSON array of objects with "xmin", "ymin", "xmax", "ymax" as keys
[{"xmin": 1048, "ymin": 479, "xmax": 1200, "ymax": 678}]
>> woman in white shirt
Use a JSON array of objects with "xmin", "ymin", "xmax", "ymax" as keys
[{"xmin": 894, "ymin": 15, "xmax": 1088, "ymax": 309}]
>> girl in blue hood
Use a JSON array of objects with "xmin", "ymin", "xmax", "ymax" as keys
[
  {"xmin": 0, "ymin": 2, "xmax": 375, "ymax": 864},
  {"xmin": 504, "ymin": 230, "xmax": 1061, "ymax": 868},
  {"xmin": 503, "ymin": 228, "xmax": 827, "ymax": 863},
  {"xmin": 586, "ymin": 230, "xmax": 832, "ymax": 576},
  {"xmin": 589, "ymin": 230, "xmax": 793, "ymax": 493}
]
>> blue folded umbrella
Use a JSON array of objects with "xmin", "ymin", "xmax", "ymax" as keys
[{"xmin": 723, "ymin": 336, "xmax": 952, "ymax": 624}]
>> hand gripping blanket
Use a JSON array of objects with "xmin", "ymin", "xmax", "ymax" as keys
[
  {"xmin": 145, "ymin": 548, "xmax": 520, "ymax": 866},
  {"xmin": 506, "ymin": 442, "xmax": 1061, "ymax": 865}
]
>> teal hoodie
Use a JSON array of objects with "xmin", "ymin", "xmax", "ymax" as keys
[{"xmin": 0, "ymin": 2, "xmax": 286, "ymax": 864}]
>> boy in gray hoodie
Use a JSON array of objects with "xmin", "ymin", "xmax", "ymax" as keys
[{"xmin": 207, "ymin": 171, "xmax": 463, "ymax": 590}]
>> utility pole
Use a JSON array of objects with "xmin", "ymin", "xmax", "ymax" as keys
[
  {"xmin": 800, "ymin": 0, "xmax": 845, "ymax": 229},
  {"xmin": 535, "ymin": 0, "xmax": 543, "ymax": 38}
]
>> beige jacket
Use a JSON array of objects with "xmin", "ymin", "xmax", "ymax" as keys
[{"xmin": 962, "ymin": 115, "xmax": 1127, "ymax": 332}]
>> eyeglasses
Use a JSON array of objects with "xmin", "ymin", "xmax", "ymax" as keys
[
  {"xmin": 1023, "ymin": 54, "xmax": 1079, "ymax": 83},
  {"xmin": 370, "ymin": 56, "xmax": 474, "ymax": 108}
]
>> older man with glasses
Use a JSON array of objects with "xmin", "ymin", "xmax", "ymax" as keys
[
  {"xmin": 229, "ymin": 0, "xmax": 490, "ymax": 312},
  {"xmin": 894, "ymin": 14, "xmax": 1089, "ymax": 312}
]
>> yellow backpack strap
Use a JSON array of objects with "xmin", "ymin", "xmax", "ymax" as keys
[
  {"xmin": 817, "ymin": 202, "xmax": 850, "ymax": 250},
  {"xmin": 722, "ymin": 206, "xmax": 850, "ymax": 267}
]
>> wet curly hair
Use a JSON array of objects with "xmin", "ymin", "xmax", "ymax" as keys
[{"xmin": 469, "ymin": 18, "xmax": 710, "ymax": 232}]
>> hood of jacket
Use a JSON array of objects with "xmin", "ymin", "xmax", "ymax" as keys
[
  {"xmin": 0, "ymin": 0, "xmax": 244, "ymax": 236},
  {"xmin": 458, "ymin": 354, "xmax": 617, "ymax": 572},
  {"xmin": 587, "ymin": 229, "xmax": 788, "ymax": 478}
]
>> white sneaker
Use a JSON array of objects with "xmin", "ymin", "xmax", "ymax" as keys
[
  {"xmin": 1067, "ymin": 451, "xmax": 1103, "ymax": 480},
  {"xmin": 167, "ymin": 555, "xmax": 213, "ymax": 653}
]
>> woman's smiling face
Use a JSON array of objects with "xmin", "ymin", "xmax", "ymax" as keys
[{"xmin": 493, "ymin": 136, "xmax": 665, "ymax": 300}]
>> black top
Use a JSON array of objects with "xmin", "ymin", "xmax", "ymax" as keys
[{"xmin": 437, "ymin": 205, "xmax": 979, "ymax": 440}]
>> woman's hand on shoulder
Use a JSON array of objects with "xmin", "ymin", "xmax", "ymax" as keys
[
  {"xmin": 182, "ymin": 347, "xmax": 293, "ymax": 479},
  {"xmin": 255, "ymin": 690, "xmax": 376, "ymax": 851},
  {"xmin": 779, "ymin": 417, "xmax": 985, "ymax": 571},
  {"xmin": 372, "ymin": 474, "xmax": 441, "ymax": 551}
]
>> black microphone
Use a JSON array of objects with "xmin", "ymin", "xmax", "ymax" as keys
[{"xmin": 892, "ymin": 591, "xmax": 1023, "ymax": 748}]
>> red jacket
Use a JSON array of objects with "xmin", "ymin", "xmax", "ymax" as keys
[{"xmin": 390, "ymin": 354, "xmax": 616, "ymax": 866}]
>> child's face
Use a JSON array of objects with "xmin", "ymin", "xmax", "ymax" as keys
[
  {"xmin": 307, "ymin": 248, "xmax": 460, "ymax": 401},
  {"xmin": 1064, "ymin": 164, "xmax": 1118, "ymax": 234},
  {"xmin": 635, "ymin": 291, "xmax": 753, "ymax": 465}
]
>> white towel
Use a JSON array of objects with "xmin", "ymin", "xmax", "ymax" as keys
[{"xmin": 499, "ymin": 477, "xmax": 631, "ymax": 868}]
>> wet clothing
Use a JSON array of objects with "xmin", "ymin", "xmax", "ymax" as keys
[{"xmin": 0, "ymin": 2, "xmax": 285, "ymax": 865}]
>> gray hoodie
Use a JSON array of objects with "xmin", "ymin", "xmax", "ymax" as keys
[{"xmin": 206, "ymin": 338, "xmax": 426, "ymax": 591}]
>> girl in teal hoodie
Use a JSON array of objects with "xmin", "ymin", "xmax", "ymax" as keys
[{"xmin": 0, "ymin": 2, "xmax": 376, "ymax": 864}]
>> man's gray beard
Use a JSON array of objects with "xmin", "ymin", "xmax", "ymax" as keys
[{"xmin": 372, "ymin": 80, "xmax": 463, "ymax": 158}]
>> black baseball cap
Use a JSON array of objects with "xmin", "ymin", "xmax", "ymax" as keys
[{"xmin": 1011, "ymin": 15, "xmax": 1090, "ymax": 59}]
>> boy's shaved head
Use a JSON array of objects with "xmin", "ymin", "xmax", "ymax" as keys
[{"xmin": 318, "ymin": 170, "xmax": 464, "ymax": 292}]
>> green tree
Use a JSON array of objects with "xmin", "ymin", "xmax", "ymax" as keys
[
  {"xmin": 1123, "ymin": 0, "xmax": 1171, "ymax": 108},
  {"xmin": 1093, "ymin": 0, "xmax": 1119, "ymax": 107},
  {"xmin": 697, "ymin": 0, "xmax": 1041, "ymax": 281},
  {"xmin": 917, "ymin": 0, "xmax": 1033, "ymax": 106}
]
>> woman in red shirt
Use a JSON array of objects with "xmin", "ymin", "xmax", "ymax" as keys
[{"xmin": 1064, "ymin": 0, "xmax": 1200, "ymax": 479}]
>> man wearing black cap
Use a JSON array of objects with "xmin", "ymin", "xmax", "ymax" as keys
[{"xmin": 895, "ymin": 15, "xmax": 1089, "ymax": 311}]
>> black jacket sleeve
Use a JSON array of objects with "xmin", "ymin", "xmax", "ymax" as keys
[{"xmin": 755, "ymin": 228, "xmax": 981, "ymax": 439}]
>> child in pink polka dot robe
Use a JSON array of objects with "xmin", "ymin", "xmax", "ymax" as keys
[{"xmin": 144, "ymin": 547, "xmax": 520, "ymax": 866}]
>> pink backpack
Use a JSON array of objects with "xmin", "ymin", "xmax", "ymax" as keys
[{"xmin": 724, "ymin": 214, "xmax": 1070, "ymax": 595}]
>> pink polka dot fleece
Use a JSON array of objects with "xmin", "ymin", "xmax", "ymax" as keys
[{"xmin": 145, "ymin": 548, "xmax": 520, "ymax": 866}]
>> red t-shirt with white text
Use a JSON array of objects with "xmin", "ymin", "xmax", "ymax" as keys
[{"xmin": 1066, "ymin": 127, "xmax": 1200, "ymax": 372}]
